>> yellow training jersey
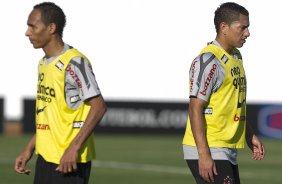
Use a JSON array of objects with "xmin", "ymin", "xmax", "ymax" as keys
[
  {"xmin": 35, "ymin": 48, "xmax": 95, "ymax": 164},
  {"xmin": 183, "ymin": 44, "xmax": 247, "ymax": 148}
]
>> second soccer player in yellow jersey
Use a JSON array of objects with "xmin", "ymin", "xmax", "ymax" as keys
[{"xmin": 182, "ymin": 2, "xmax": 265, "ymax": 184}]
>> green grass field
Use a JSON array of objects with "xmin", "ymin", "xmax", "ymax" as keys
[{"xmin": 0, "ymin": 133, "xmax": 281, "ymax": 184}]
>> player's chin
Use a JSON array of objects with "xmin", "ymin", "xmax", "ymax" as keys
[
  {"xmin": 33, "ymin": 44, "xmax": 40, "ymax": 49},
  {"xmin": 236, "ymin": 43, "xmax": 244, "ymax": 48},
  {"xmin": 31, "ymin": 42, "xmax": 42, "ymax": 49},
  {"xmin": 239, "ymin": 40, "xmax": 247, "ymax": 47}
]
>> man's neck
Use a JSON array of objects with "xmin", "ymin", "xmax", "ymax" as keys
[
  {"xmin": 43, "ymin": 37, "xmax": 64, "ymax": 58},
  {"xmin": 215, "ymin": 37, "xmax": 233, "ymax": 55}
]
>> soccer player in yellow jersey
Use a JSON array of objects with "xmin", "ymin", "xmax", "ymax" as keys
[
  {"xmin": 182, "ymin": 2, "xmax": 265, "ymax": 184},
  {"xmin": 14, "ymin": 2, "xmax": 107, "ymax": 184}
]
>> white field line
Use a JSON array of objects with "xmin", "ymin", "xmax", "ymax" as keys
[
  {"xmin": 92, "ymin": 160, "xmax": 282, "ymax": 182},
  {"xmin": 93, "ymin": 160, "xmax": 189, "ymax": 175},
  {"xmin": 3, "ymin": 158, "xmax": 281, "ymax": 182}
]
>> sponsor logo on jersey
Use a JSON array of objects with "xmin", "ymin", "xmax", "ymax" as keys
[
  {"xmin": 66, "ymin": 64, "xmax": 82, "ymax": 88},
  {"xmin": 231, "ymin": 66, "xmax": 240, "ymax": 77},
  {"xmin": 36, "ymin": 106, "xmax": 47, "ymax": 115},
  {"xmin": 200, "ymin": 64, "xmax": 217, "ymax": 96},
  {"xmin": 73, "ymin": 121, "xmax": 84, "ymax": 128},
  {"xmin": 231, "ymin": 67, "xmax": 246, "ymax": 90},
  {"xmin": 70, "ymin": 95, "xmax": 81, "ymax": 103},
  {"xmin": 230, "ymin": 67, "xmax": 247, "ymax": 108},
  {"xmin": 234, "ymin": 114, "xmax": 246, "ymax": 122},
  {"xmin": 221, "ymin": 54, "xmax": 229, "ymax": 64},
  {"xmin": 36, "ymin": 123, "xmax": 50, "ymax": 130},
  {"xmin": 190, "ymin": 61, "xmax": 197, "ymax": 93},
  {"xmin": 55, "ymin": 60, "xmax": 64, "ymax": 71},
  {"xmin": 203, "ymin": 108, "xmax": 213, "ymax": 114},
  {"xmin": 233, "ymin": 77, "xmax": 246, "ymax": 90},
  {"xmin": 37, "ymin": 73, "xmax": 56, "ymax": 103}
]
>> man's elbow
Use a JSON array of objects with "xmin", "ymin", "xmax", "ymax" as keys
[{"xmin": 101, "ymin": 101, "xmax": 107, "ymax": 116}]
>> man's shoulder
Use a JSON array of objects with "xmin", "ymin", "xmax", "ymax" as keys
[
  {"xmin": 194, "ymin": 52, "xmax": 221, "ymax": 66},
  {"xmin": 63, "ymin": 45, "xmax": 90, "ymax": 63}
]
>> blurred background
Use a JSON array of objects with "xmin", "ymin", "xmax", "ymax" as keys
[{"xmin": 1, "ymin": 0, "xmax": 282, "ymax": 183}]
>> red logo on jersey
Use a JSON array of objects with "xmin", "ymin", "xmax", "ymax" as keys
[
  {"xmin": 66, "ymin": 64, "xmax": 82, "ymax": 88},
  {"xmin": 36, "ymin": 123, "xmax": 50, "ymax": 130},
  {"xmin": 234, "ymin": 114, "xmax": 246, "ymax": 122},
  {"xmin": 200, "ymin": 64, "xmax": 216, "ymax": 96},
  {"xmin": 190, "ymin": 61, "xmax": 196, "ymax": 92}
]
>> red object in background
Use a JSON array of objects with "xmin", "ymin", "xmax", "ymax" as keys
[{"xmin": 269, "ymin": 112, "xmax": 282, "ymax": 129}]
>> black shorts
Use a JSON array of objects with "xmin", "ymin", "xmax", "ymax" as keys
[
  {"xmin": 186, "ymin": 160, "xmax": 240, "ymax": 184},
  {"xmin": 34, "ymin": 155, "xmax": 91, "ymax": 184}
]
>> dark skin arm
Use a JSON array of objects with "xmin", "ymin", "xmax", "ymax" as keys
[
  {"xmin": 190, "ymin": 97, "xmax": 265, "ymax": 182},
  {"xmin": 56, "ymin": 95, "xmax": 107, "ymax": 173},
  {"xmin": 14, "ymin": 134, "xmax": 36, "ymax": 175},
  {"xmin": 189, "ymin": 97, "xmax": 218, "ymax": 183},
  {"xmin": 245, "ymin": 123, "xmax": 265, "ymax": 160}
]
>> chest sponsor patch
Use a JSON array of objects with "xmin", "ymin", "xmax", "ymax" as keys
[
  {"xmin": 73, "ymin": 121, "xmax": 84, "ymax": 128},
  {"xmin": 55, "ymin": 60, "xmax": 64, "ymax": 71},
  {"xmin": 221, "ymin": 54, "xmax": 228, "ymax": 64},
  {"xmin": 70, "ymin": 95, "xmax": 81, "ymax": 103},
  {"xmin": 203, "ymin": 108, "xmax": 213, "ymax": 114}
]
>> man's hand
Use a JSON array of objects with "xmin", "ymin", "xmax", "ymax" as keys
[
  {"xmin": 199, "ymin": 155, "xmax": 218, "ymax": 183},
  {"xmin": 247, "ymin": 134, "xmax": 265, "ymax": 160},
  {"xmin": 56, "ymin": 145, "xmax": 79, "ymax": 174},
  {"xmin": 14, "ymin": 151, "xmax": 33, "ymax": 175},
  {"xmin": 14, "ymin": 135, "xmax": 35, "ymax": 175}
]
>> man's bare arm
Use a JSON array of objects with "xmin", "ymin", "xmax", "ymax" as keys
[
  {"xmin": 189, "ymin": 97, "xmax": 217, "ymax": 183},
  {"xmin": 56, "ymin": 95, "xmax": 107, "ymax": 173}
]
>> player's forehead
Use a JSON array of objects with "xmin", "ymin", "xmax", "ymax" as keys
[
  {"xmin": 27, "ymin": 9, "xmax": 43, "ymax": 26},
  {"xmin": 231, "ymin": 14, "xmax": 249, "ymax": 27}
]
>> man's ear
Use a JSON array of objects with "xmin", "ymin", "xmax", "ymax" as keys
[
  {"xmin": 220, "ymin": 22, "xmax": 229, "ymax": 35},
  {"xmin": 48, "ymin": 23, "xmax": 57, "ymax": 34}
]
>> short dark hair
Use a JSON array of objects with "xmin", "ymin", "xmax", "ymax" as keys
[
  {"xmin": 34, "ymin": 2, "xmax": 66, "ymax": 37},
  {"xmin": 214, "ymin": 2, "xmax": 249, "ymax": 33}
]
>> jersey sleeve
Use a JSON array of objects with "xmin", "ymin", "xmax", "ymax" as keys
[
  {"xmin": 189, "ymin": 52, "xmax": 225, "ymax": 102},
  {"xmin": 65, "ymin": 56, "xmax": 101, "ymax": 109}
]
